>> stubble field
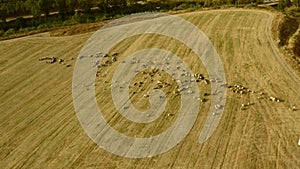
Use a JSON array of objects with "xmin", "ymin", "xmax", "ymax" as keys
[{"xmin": 1, "ymin": 9, "xmax": 299, "ymax": 169}]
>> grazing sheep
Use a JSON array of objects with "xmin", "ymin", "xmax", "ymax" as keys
[
  {"xmin": 215, "ymin": 104, "xmax": 222, "ymax": 110},
  {"xmin": 112, "ymin": 52, "xmax": 119, "ymax": 57},
  {"xmin": 200, "ymin": 98, "xmax": 207, "ymax": 102},
  {"xmin": 269, "ymin": 96, "xmax": 276, "ymax": 102},
  {"xmin": 112, "ymin": 56, "xmax": 117, "ymax": 62},
  {"xmin": 241, "ymin": 106, "xmax": 247, "ymax": 110}
]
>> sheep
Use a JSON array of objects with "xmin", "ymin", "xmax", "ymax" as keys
[
  {"xmin": 112, "ymin": 52, "xmax": 119, "ymax": 57},
  {"xmin": 269, "ymin": 96, "xmax": 276, "ymax": 102},
  {"xmin": 215, "ymin": 104, "xmax": 222, "ymax": 110},
  {"xmin": 241, "ymin": 106, "xmax": 247, "ymax": 110},
  {"xmin": 112, "ymin": 56, "xmax": 117, "ymax": 62},
  {"xmin": 292, "ymin": 105, "xmax": 297, "ymax": 111},
  {"xmin": 79, "ymin": 55, "xmax": 85, "ymax": 59},
  {"xmin": 58, "ymin": 59, "xmax": 64, "ymax": 63},
  {"xmin": 204, "ymin": 79, "xmax": 210, "ymax": 84}
]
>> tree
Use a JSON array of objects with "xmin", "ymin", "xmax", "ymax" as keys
[
  {"xmin": 25, "ymin": 0, "xmax": 41, "ymax": 18},
  {"xmin": 55, "ymin": 0, "xmax": 68, "ymax": 19},
  {"xmin": 0, "ymin": 3, "xmax": 8, "ymax": 22},
  {"xmin": 119, "ymin": 0, "xmax": 127, "ymax": 8},
  {"xmin": 112, "ymin": 0, "xmax": 127, "ymax": 8},
  {"xmin": 78, "ymin": 0, "xmax": 93, "ymax": 14},
  {"xmin": 127, "ymin": 0, "xmax": 139, "ymax": 5},
  {"xmin": 204, "ymin": 0, "xmax": 212, "ymax": 6},
  {"xmin": 293, "ymin": 0, "xmax": 300, "ymax": 7},
  {"xmin": 38, "ymin": 0, "xmax": 53, "ymax": 17},
  {"xmin": 278, "ymin": 0, "xmax": 292, "ymax": 10},
  {"xmin": 15, "ymin": 1, "xmax": 27, "ymax": 16},
  {"xmin": 66, "ymin": 0, "xmax": 78, "ymax": 15}
]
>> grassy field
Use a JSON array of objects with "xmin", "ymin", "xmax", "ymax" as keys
[{"xmin": 1, "ymin": 9, "xmax": 300, "ymax": 169}]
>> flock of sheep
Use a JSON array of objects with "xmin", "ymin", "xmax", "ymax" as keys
[
  {"xmin": 38, "ymin": 56, "xmax": 71, "ymax": 67},
  {"xmin": 76, "ymin": 51, "xmax": 299, "ymax": 113}
]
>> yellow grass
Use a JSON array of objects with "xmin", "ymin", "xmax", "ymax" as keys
[{"xmin": 1, "ymin": 9, "xmax": 299, "ymax": 168}]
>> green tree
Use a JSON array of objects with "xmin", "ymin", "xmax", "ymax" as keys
[
  {"xmin": 278, "ymin": 0, "xmax": 292, "ymax": 10},
  {"xmin": 97, "ymin": 0, "xmax": 108, "ymax": 13},
  {"xmin": 38, "ymin": 0, "xmax": 53, "ymax": 17},
  {"xmin": 293, "ymin": 0, "xmax": 300, "ymax": 7},
  {"xmin": 66, "ymin": 0, "xmax": 78, "ymax": 15},
  {"xmin": 55, "ymin": 0, "xmax": 68, "ymax": 19},
  {"xmin": 0, "ymin": 3, "xmax": 8, "ymax": 22},
  {"xmin": 119, "ymin": 0, "xmax": 127, "ymax": 8},
  {"xmin": 78, "ymin": 0, "xmax": 93, "ymax": 13},
  {"xmin": 15, "ymin": 1, "xmax": 27, "ymax": 15},
  {"xmin": 25, "ymin": 0, "xmax": 41, "ymax": 18},
  {"xmin": 204, "ymin": 0, "xmax": 212, "ymax": 6},
  {"xmin": 127, "ymin": 0, "xmax": 139, "ymax": 5}
]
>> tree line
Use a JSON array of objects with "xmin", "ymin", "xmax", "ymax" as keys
[
  {"xmin": 0, "ymin": 0, "xmax": 139, "ymax": 22},
  {"xmin": 0, "ymin": 0, "xmax": 299, "ymax": 34},
  {"xmin": 1, "ymin": 0, "xmax": 299, "ymax": 23}
]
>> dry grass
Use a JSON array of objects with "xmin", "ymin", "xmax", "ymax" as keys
[{"xmin": 0, "ymin": 9, "xmax": 299, "ymax": 169}]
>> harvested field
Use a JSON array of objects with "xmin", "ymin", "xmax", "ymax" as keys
[{"xmin": 1, "ymin": 9, "xmax": 300, "ymax": 168}]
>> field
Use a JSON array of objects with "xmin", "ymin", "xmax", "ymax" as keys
[{"xmin": 1, "ymin": 9, "xmax": 300, "ymax": 168}]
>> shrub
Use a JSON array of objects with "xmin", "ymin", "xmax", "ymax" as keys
[
  {"xmin": 4, "ymin": 28, "xmax": 15, "ymax": 36},
  {"xmin": 278, "ymin": 16, "xmax": 299, "ymax": 46},
  {"xmin": 173, "ymin": 3, "xmax": 195, "ymax": 11},
  {"xmin": 244, "ymin": 3, "xmax": 257, "ymax": 8},
  {"xmin": 95, "ymin": 14, "xmax": 107, "ymax": 22},
  {"xmin": 285, "ymin": 6, "xmax": 300, "ymax": 17},
  {"xmin": 17, "ymin": 27, "xmax": 28, "ymax": 34},
  {"xmin": 293, "ymin": 34, "xmax": 300, "ymax": 57},
  {"xmin": 14, "ymin": 17, "xmax": 26, "ymax": 30},
  {"xmin": 0, "ymin": 29, "xmax": 4, "ymax": 36},
  {"xmin": 72, "ymin": 12, "xmax": 87, "ymax": 23}
]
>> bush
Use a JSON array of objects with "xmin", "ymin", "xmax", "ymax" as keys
[
  {"xmin": 95, "ymin": 14, "xmax": 107, "ymax": 22},
  {"xmin": 244, "ymin": 3, "xmax": 258, "ymax": 8},
  {"xmin": 62, "ymin": 20, "xmax": 77, "ymax": 26},
  {"xmin": 285, "ymin": 6, "xmax": 300, "ymax": 17},
  {"xmin": 293, "ymin": 34, "xmax": 300, "ymax": 57},
  {"xmin": 36, "ymin": 24, "xmax": 48, "ymax": 29},
  {"xmin": 173, "ymin": 3, "xmax": 195, "ymax": 11},
  {"xmin": 14, "ymin": 17, "xmax": 25, "ymax": 30},
  {"xmin": 72, "ymin": 12, "xmax": 88, "ymax": 23},
  {"xmin": 4, "ymin": 28, "xmax": 15, "ymax": 36},
  {"xmin": 0, "ymin": 30, "xmax": 4, "ymax": 36},
  {"xmin": 17, "ymin": 27, "xmax": 28, "ymax": 34},
  {"xmin": 278, "ymin": 16, "xmax": 299, "ymax": 46}
]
